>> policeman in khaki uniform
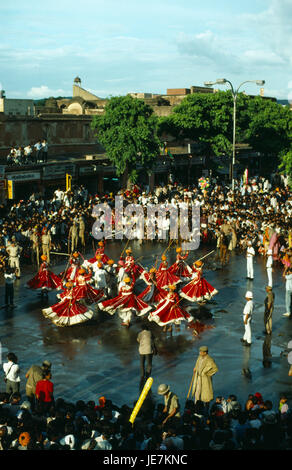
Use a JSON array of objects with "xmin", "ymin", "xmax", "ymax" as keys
[
  {"xmin": 6, "ymin": 240, "xmax": 22, "ymax": 278},
  {"xmin": 30, "ymin": 228, "xmax": 40, "ymax": 266},
  {"xmin": 69, "ymin": 222, "xmax": 79, "ymax": 253},
  {"xmin": 264, "ymin": 286, "xmax": 274, "ymax": 335},
  {"xmin": 78, "ymin": 216, "xmax": 86, "ymax": 249},
  {"xmin": 41, "ymin": 229, "xmax": 51, "ymax": 264}
]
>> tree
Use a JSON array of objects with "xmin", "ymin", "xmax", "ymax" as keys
[
  {"xmin": 158, "ymin": 91, "xmax": 291, "ymax": 174},
  {"xmin": 91, "ymin": 95, "xmax": 161, "ymax": 187}
]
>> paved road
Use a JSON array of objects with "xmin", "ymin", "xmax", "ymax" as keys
[{"xmin": 0, "ymin": 240, "xmax": 291, "ymax": 409}]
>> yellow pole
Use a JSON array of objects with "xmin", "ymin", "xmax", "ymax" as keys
[{"xmin": 129, "ymin": 377, "xmax": 153, "ymax": 425}]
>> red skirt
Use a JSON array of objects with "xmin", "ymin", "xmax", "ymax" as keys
[
  {"xmin": 138, "ymin": 284, "xmax": 168, "ymax": 306},
  {"xmin": 98, "ymin": 292, "xmax": 152, "ymax": 316},
  {"xmin": 180, "ymin": 277, "xmax": 218, "ymax": 302},
  {"xmin": 168, "ymin": 261, "xmax": 192, "ymax": 280},
  {"xmin": 42, "ymin": 297, "xmax": 94, "ymax": 327},
  {"xmin": 87, "ymin": 253, "xmax": 110, "ymax": 264},
  {"xmin": 156, "ymin": 269, "xmax": 181, "ymax": 290},
  {"xmin": 58, "ymin": 284, "xmax": 104, "ymax": 304},
  {"xmin": 125, "ymin": 263, "xmax": 145, "ymax": 281},
  {"xmin": 148, "ymin": 298, "xmax": 193, "ymax": 326},
  {"xmin": 27, "ymin": 269, "xmax": 62, "ymax": 291}
]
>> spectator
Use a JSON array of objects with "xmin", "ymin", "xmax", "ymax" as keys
[{"xmin": 3, "ymin": 353, "xmax": 20, "ymax": 395}]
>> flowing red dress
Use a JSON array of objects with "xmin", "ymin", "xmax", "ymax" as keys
[
  {"xmin": 180, "ymin": 267, "xmax": 218, "ymax": 302},
  {"xmin": 98, "ymin": 281, "xmax": 152, "ymax": 316},
  {"xmin": 27, "ymin": 262, "xmax": 62, "ymax": 291},
  {"xmin": 124, "ymin": 255, "xmax": 145, "ymax": 281},
  {"xmin": 168, "ymin": 253, "xmax": 192, "ymax": 281},
  {"xmin": 42, "ymin": 289, "xmax": 94, "ymax": 327},
  {"xmin": 148, "ymin": 291, "xmax": 193, "ymax": 326},
  {"xmin": 138, "ymin": 272, "xmax": 168, "ymax": 306},
  {"xmin": 58, "ymin": 274, "xmax": 104, "ymax": 304},
  {"xmin": 156, "ymin": 261, "xmax": 181, "ymax": 290},
  {"xmin": 87, "ymin": 247, "xmax": 110, "ymax": 265}
]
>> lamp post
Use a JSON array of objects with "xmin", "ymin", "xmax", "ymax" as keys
[{"xmin": 204, "ymin": 78, "xmax": 265, "ymax": 191}]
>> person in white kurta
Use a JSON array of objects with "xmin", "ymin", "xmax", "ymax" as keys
[
  {"xmin": 94, "ymin": 265, "xmax": 107, "ymax": 291},
  {"xmin": 266, "ymin": 249, "xmax": 273, "ymax": 288},
  {"xmin": 242, "ymin": 291, "xmax": 253, "ymax": 346},
  {"xmin": 246, "ymin": 242, "xmax": 255, "ymax": 280}
]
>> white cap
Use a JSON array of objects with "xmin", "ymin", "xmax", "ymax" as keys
[{"xmin": 245, "ymin": 291, "xmax": 253, "ymax": 299}]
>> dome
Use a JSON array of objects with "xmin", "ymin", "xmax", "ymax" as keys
[{"xmin": 74, "ymin": 76, "xmax": 81, "ymax": 84}]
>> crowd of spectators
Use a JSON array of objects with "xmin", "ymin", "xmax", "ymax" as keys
[
  {"xmin": 6, "ymin": 140, "xmax": 48, "ymax": 166},
  {"xmin": 0, "ymin": 384, "xmax": 291, "ymax": 450}
]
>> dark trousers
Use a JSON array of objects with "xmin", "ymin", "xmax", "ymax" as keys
[
  {"xmin": 5, "ymin": 284, "xmax": 14, "ymax": 305},
  {"xmin": 42, "ymin": 151, "xmax": 48, "ymax": 163},
  {"xmin": 140, "ymin": 354, "xmax": 153, "ymax": 378}
]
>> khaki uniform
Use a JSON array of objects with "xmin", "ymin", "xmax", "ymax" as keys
[
  {"xmin": 7, "ymin": 243, "xmax": 22, "ymax": 277},
  {"xmin": 42, "ymin": 233, "xmax": 51, "ymax": 263},
  {"xmin": 69, "ymin": 224, "xmax": 79, "ymax": 253},
  {"xmin": 79, "ymin": 219, "xmax": 85, "ymax": 248},
  {"xmin": 30, "ymin": 232, "xmax": 40, "ymax": 266},
  {"xmin": 264, "ymin": 290, "xmax": 274, "ymax": 334},
  {"xmin": 192, "ymin": 353, "xmax": 218, "ymax": 403}
]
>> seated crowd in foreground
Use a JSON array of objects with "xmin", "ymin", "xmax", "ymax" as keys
[{"xmin": 0, "ymin": 390, "xmax": 291, "ymax": 450}]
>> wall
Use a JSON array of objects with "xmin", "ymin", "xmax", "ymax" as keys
[
  {"xmin": 0, "ymin": 114, "xmax": 104, "ymax": 159},
  {"xmin": 0, "ymin": 98, "xmax": 35, "ymax": 116}
]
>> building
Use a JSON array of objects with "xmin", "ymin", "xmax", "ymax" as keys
[{"xmin": 0, "ymin": 89, "xmax": 35, "ymax": 117}]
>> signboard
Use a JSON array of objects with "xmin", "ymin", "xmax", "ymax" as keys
[
  {"xmin": 7, "ymin": 180, "xmax": 14, "ymax": 199},
  {"xmin": 42, "ymin": 163, "xmax": 76, "ymax": 180},
  {"xmin": 7, "ymin": 172, "xmax": 41, "ymax": 182}
]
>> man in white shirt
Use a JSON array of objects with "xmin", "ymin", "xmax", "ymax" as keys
[
  {"xmin": 3, "ymin": 353, "xmax": 21, "ymax": 395},
  {"xmin": 246, "ymin": 241, "xmax": 255, "ymax": 280},
  {"xmin": 266, "ymin": 249, "xmax": 273, "ymax": 287},
  {"xmin": 241, "ymin": 291, "xmax": 253, "ymax": 346}
]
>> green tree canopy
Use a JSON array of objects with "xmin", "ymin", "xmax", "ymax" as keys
[
  {"xmin": 91, "ymin": 95, "xmax": 161, "ymax": 185},
  {"xmin": 158, "ymin": 91, "xmax": 291, "ymax": 164}
]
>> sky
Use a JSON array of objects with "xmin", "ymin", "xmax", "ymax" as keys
[{"xmin": 0, "ymin": 0, "xmax": 291, "ymax": 101}]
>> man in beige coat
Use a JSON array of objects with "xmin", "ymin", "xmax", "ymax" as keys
[{"xmin": 192, "ymin": 346, "xmax": 218, "ymax": 409}]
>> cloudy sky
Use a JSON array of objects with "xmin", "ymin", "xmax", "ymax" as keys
[{"xmin": 0, "ymin": 0, "xmax": 291, "ymax": 100}]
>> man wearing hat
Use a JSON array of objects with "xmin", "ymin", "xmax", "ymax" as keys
[
  {"xmin": 25, "ymin": 360, "xmax": 52, "ymax": 411},
  {"xmin": 157, "ymin": 383, "xmax": 181, "ymax": 428},
  {"xmin": 264, "ymin": 286, "xmax": 274, "ymax": 335},
  {"xmin": 246, "ymin": 241, "xmax": 255, "ymax": 280},
  {"xmin": 191, "ymin": 346, "xmax": 218, "ymax": 410},
  {"xmin": 241, "ymin": 291, "xmax": 254, "ymax": 346},
  {"xmin": 6, "ymin": 240, "xmax": 22, "ymax": 278}
]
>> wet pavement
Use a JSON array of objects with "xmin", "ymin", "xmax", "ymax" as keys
[{"xmin": 0, "ymin": 240, "xmax": 291, "ymax": 409}]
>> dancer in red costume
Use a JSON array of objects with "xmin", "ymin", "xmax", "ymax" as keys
[
  {"xmin": 156, "ymin": 255, "xmax": 181, "ymax": 290},
  {"xmin": 98, "ymin": 277, "xmax": 152, "ymax": 327},
  {"xmin": 124, "ymin": 248, "xmax": 145, "ymax": 281},
  {"xmin": 57, "ymin": 268, "xmax": 104, "ymax": 305},
  {"xmin": 168, "ymin": 248, "xmax": 192, "ymax": 281},
  {"xmin": 87, "ymin": 241, "xmax": 110, "ymax": 265},
  {"xmin": 27, "ymin": 255, "xmax": 62, "ymax": 296},
  {"xmin": 61, "ymin": 252, "xmax": 81, "ymax": 283},
  {"xmin": 138, "ymin": 268, "xmax": 168, "ymax": 306},
  {"xmin": 180, "ymin": 260, "xmax": 218, "ymax": 303},
  {"xmin": 42, "ymin": 281, "xmax": 94, "ymax": 327},
  {"xmin": 148, "ymin": 284, "xmax": 193, "ymax": 331}
]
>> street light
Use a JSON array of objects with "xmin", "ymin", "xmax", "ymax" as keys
[{"xmin": 204, "ymin": 78, "xmax": 265, "ymax": 191}]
